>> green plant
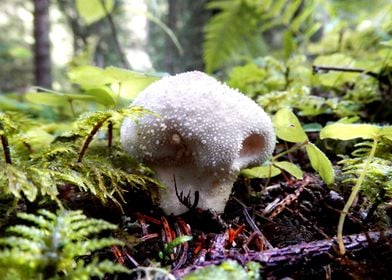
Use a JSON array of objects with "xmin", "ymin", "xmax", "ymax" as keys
[
  {"xmin": 203, "ymin": 0, "xmax": 322, "ymax": 73},
  {"xmin": 25, "ymin": 66, "xmax": 160, "ymax": 115},
  {"xmin": 0, "ymin": 107, "xmax": 161, "ymax": 209},
  {"xmin": 183, "ymin": 260, "xmax": 261, "ymax": 280},
  {"xmin": 226, "ymin": 54, "xmax": 386, "ymax": 120},
  {"xmin": 129, "ymin": 267, "xmax": 176, "ymax": 280},
  {"xmin": 242, "ymin": 108, "xmax": 334, "ymax": 185},
  {"xmin": 320, "ymin": 122, "xmax": 392, "ymax": 255},
  {"xmin": 158, "ymin": 235, "xmax": 193, "ymax": 261},
  {"xmin": 0, "ymin": 209, "xmax": 129, "ymax": 279}
]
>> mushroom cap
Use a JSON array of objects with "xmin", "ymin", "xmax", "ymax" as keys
[{"xmin": 121, "ymin": 71, "xmax": 275, "ymax": 215}]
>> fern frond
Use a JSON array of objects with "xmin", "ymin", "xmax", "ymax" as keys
[
  {"xmin": 20, "ymin": 208, "xmax": 57, "ymax": 227},
  {"xmin": 4, "ymin": 164, "xmax": 38, "ymax": 202},
  {"xmin": 73, "ymin": 106, "xmax": 151, "ymax": 137},
  {"xmin": 0, "ymin": 209, "xmax": 129, "ymax": 279},
  {"xmin": 0, "ymin": 111, "xmax": 37, "ymax": 137},
  {"xmin": 203, "ymin": 0, "xmax": 261, "ymax": 73},
  {"xmin": 68, "ymin": 259, "xmax": 130, "ymax": 280},
  {"xmin": 1, "ymin": 107, "xmax": 159, "ymax": 213},
  {"xmin": 0, "ymin": 236, "xmax": 43, "ymax": 253},
  {"xmin": 67, "ymin": 219, "xmax": 117, "ymax": 239},
  {"xmin": 203, "ymin": 0, "xmax": 323, "ymax": 72},
  {"xmin": 67, "ymin": 238, "xmax": 123, "ymax": 257},
  {"xmin": 339, "ymin": 138, "xmax": 392, "ymax": 200},
  {"xmin": 52, "ymin": 169, "xmax": 98, "ymax": 194},
  {"xmin": 28, "ymin": 167, "xmax": 60, "ymax": 201},
  {"xmin": 6, "ymin": 225, "xmax": 46, "ymax": 243}
]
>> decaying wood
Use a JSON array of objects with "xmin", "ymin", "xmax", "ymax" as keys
[{"xmin": 174, "ymin": 230, "xmax": 392, "ymax": 277}]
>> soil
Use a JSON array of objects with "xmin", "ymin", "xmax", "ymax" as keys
[{"xmin": 64, "ymin": 172, "xmax": 392, "ymax": 280}]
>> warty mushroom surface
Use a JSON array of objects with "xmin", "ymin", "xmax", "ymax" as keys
[{"xmin": 121, "ymin": 71, "xmax": 275, "ymax": 215}]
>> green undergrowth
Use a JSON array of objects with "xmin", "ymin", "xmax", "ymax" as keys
[
  {"xmin": 0, "ymin": 209, "xmax": 130, "ymax": 280},
  {"xmin": 320, "ymin": 123, "xmax": 392, "ymax": 254},
  {"xmin": 0, "ymin": 67, "xmax": 163, "ymax": 279},
  {"xmin": 183, "ymin": 260, "xmax": 261, "ymax": 280},
  {"xmin": 0, "ymin": 108, "xmax": 161, "ymax": 210},
  {"xmin": 1, "ymin": 3, "xmax": 392, "ymax": 274}
]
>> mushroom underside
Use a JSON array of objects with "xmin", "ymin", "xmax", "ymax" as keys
[
  {"xmin": 153, "ymin": 162, "xmax": 235, "ymax": 215},
  {"xmin": 153, "ymin": 131, "xmax": 269, "ymax": 215}
]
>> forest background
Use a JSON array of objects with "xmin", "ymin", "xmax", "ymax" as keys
[{"xmin": 1, "ymin": 0, "xmax": 392, "ymax": 279}]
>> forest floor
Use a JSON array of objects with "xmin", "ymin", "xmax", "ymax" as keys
[{"xmin": 62, "ymin": 171, "xmax": 392, "ymax": 279}]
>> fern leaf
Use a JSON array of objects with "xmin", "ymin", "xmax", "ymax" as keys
[
  {"xmin": 69, "ymin": 259, "xmax": 130, "ymax": 280},
  {"xmin": 67, "ymin": 238, "xmax": 123, "ymax": 257},
  {"xmin": 28, "ymin": 167, "xmax": 59, "ymax": 201},
  {"xmin": 203, "ymin": 0, "xmax": 260, "ymax": 73},
  {"xmin": 0, "ymin": 112, "xmax": 19, "ymax": 136},
  {"xmin": 4, "ymin": 164, "xmax": 38, "ymax": 201},
  {"xmin": 68, "ymin": 219, "xmax": 117, "ymax": 239},
  {"xmin": 0, "ymin": 209, "xmax": 129, "ymax": 279}
]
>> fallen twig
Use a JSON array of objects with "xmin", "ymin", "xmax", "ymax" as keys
[{"xmin": 174, "ymin": 230, "xmax": 392, "ymax": 278}]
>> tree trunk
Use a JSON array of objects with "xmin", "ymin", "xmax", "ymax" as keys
[
  {"xmin": 164, "ymin": 0, "xmax": 177, "ymax": 74},
  {"xmin": 33, "ymin": 0, "xmax": 52, "ymax": 89}
]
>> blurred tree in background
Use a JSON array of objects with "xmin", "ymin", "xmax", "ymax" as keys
[
  {"xmin": 0, "ymin": 1, "xmax": 34, "ymax": 92},
  {"xmin": 0, "ymin": 0, "xmax": 391, "ymax": 92},
  {"xmin": 148, "ymin": 0, "xmax": 211, "ymax": 73},
  {"xmin": 34, "ymin": 0, "xmax": 52, "ymax": 89}
]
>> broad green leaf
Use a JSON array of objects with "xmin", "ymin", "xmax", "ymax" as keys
[
  {"xmin": 273, "ymin": 108, "xmax": 308, "ymax": 142},
  {"xmin": 165, "ymin": 235, "xmax": 193, "ymax": 252},
  {"xmin": 115, "ymin": 80, "xmax": 158, "ymax": 100},
  {"xmin": 25, "ymin": 92, "xmax": 94, "ymax": 106},
  {"xmin": 104, "ymin": 67, "xmax": 160, "ymax": 100},
  {"xmin": 320, "ymin": 123, "xmax": 381, "ymax": 140},
  {"xmin": 68, "ymin": 66, "xmax": 160, "ymax": 100},
  {"xmin": 0, "ymin": 95, "xmax": 41, "ymax": 112},
  {"xmin": 76, "ymin": 0, "xmax": 114, "ymax": 24},
  {"xmin": 85, "ymin": 87, "xmax": 116, "ymax": 106},
  {"xmin": 305, "ymin": 143, "xmax": 334, "ymax": 184},
  {"xmin": 274, "ymin": 161, "xmax": 303, "ymax": 179},
  {"xmin": 241, "ymin": 164, "xmax": 281, "ymax": 178},
  {"xmin": 68, "ymin": 65, "xmax": 115, "ymax": 89},
  {"xmin": 104, "ymin": 67, "xmax": 161, "ymax": 84},
  {"xmin": 104, "ymin": 66, "xmax": 150, "ymax": 82}
]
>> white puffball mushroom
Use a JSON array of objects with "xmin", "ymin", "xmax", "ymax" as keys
[{"xmin": 121, "ymin": 71, "xmax": 275, "ymax": 215}]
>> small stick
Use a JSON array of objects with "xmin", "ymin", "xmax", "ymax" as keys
[
  {"xmin": 107, "ymin": 120, "xmax": 113, "ymax": 149},
  {"xmin": 233, "ymin": 197, "xmax": 274, "ymax": 250},
  {"xmin": 1, "ymin": 134, "xmax": 12, "ymax": 164},
  {"xmin": 77, "ymin": 116, "xmax": 110, "ymax": 163},
  {"xmin": 312, "ymin": 65, "xmax": 378, "ymax": 78}
]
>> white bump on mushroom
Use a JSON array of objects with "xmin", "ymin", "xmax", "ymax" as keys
[
  {"xmin": 171, "ymin": 133, "xmax": 181, "ymax": 145},
  {"xmin": 121, "ymin": 71, "xmax": 275, "ymax": 215}
]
